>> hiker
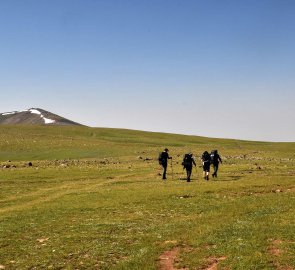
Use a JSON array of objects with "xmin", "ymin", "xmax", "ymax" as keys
[
  {"xmin": 210, "ymin": 150, "xmax": 222, "ymax": 178},
  {"xmin": 201, "ymin": 151, "xmax": 211, "ymax": 180},
  {"xmin": 158, "ymin": 148, "xmax": 172, "ymax": 180},
  {"xmin": 182, "ymin": 153, "xmax": 196, "ymax": 182}
]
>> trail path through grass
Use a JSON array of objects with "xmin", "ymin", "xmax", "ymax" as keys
[{"xmin": 0, "ymin": 126, "xmax": 294, "ymax": 269}]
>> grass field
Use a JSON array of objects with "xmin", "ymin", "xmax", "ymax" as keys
[{"xmin": 0, "ymin": 126, "xmax": 294, "ymax": 270}]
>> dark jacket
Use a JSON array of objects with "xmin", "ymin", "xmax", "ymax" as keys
[
  {"xmin": 160, "ymin": 151, "xmax": 171, "ymax": 166},
  {"xmin": 182, "ymin": 154, "xmax": 196, "ymax": 169},
  {"xmin": 211, "ymin": 152, "xmax": 222, "ymax": 165}
]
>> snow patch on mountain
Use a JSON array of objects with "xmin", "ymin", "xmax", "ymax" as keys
[
  {"xmin": 29, "ymin": 109, "xmax": 55, "ymax": 124},
  {"xmin": 43, "ymin": 117, "xmax": 55, "ymax": 124},
  {"xmin": 29, "ymin": 109, "xmax": 42, "ymax": 115},
  {"xmin": 2, "ymin": 111, "xmax": 17, "ymax": 115},
  {"xmin": 2, "ymin": 109, "xmax": 29, "ymax": 116}
]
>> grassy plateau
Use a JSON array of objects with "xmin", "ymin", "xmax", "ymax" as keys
[{"xmin": 0, "ymin": 126, "xmax": 294, "ymax": 270}]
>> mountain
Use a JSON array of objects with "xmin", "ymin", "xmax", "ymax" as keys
[{"xmin": 0, "ymin": 108, "xmax": 83, "ymax": 126}]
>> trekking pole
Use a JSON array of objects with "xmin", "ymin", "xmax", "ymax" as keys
[{"xmin": 171, "ymin": 159, "xmax": 174, "ymax": 179}]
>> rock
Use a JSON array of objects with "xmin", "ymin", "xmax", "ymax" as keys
[{"xmin": 37, "ymin": 238, "xmax": 49, "ymax": 243}]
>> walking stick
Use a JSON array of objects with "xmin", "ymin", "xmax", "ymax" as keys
[
  {"xmin": 179, "ymin": 166, "xmax": 185, "ymax": 180},
  {"xmin": 171, "ymin": 159, "xmax": 174, "ymax": 179}
]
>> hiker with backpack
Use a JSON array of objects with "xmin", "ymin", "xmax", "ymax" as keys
[
  {"xmin": 210, "ymin": 150, "xmax": 222, "ymax": 178},
  {"xmin": 158, "ymin": 148, "xmax": 172, "ymax": 180},
  {"xmin": 182, "ymin": 153, "xmax": 196, "ymax": 182},
  {"xmin": 201, "ymin": 151, "xmax": 211, "ymax": 180}
]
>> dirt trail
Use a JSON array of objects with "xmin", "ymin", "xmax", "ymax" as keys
[
  {"xmin": 159, "ymin": 247, "xmax": 188, "ymax": 270},
  {"xmin": 202, "ymin": 257, "xmax": 227, "ymax": 270},
  {"xmin": 159, "ymin": 246, "xmax": 227, "ymax": 270},
  {"xmin": 268, "ymin": 239, "xmax": 294, "ymax": 270}
]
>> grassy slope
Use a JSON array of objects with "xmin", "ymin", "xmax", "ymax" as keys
[{"xmin": 0, "ymin": 126, "xmax": 294, "ymax": 270}]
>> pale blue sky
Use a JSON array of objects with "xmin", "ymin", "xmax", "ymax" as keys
[{"xmin": 0, "ymin": 0, "xmax": 294, "ymax": 141}]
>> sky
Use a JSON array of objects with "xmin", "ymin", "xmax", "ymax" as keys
[{"xmin": 0, "ymin": 0, "xmax": 294, "ymax": 142}]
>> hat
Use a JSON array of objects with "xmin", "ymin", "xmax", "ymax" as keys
[{"xmin": 164, "ymin": 148, "xmax": 169, "ymax": 151}]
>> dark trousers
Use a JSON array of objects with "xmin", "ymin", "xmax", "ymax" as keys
[
  {"xmin": 212, "ymin": 163, "xmax": 219, "ymax": 177},
  {"xmin": 186, "ymin": 166, "xmax": 192, "ymax": 182},
  {"xmin": 162, "ymin": 164, "xmax": 167, "ymax": 179}
]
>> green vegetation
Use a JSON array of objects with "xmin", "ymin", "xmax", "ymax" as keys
[{"xmin": 0, "ymin": 126, "xmax": 294, "ymax": 269}]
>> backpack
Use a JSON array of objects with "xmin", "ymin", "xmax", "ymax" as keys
[
  {"xmin": 158, "ymin": 152, "xmax": 164, "ymax": 165},
  {"xmin": 182, "ymin": 153, "xmax": 192, "ymax": 168},
  {"xmin": 202, "ymin": 151, "xmax": 210, "ymax": 163},
  {"xmin": 210, "ymin": 150, "xmax": 218, "ymax": 163}
]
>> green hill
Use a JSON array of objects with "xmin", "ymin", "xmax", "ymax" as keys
[{"xmin": 0, "ymin": 126, "xmax": 294, "ymax": 269}]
